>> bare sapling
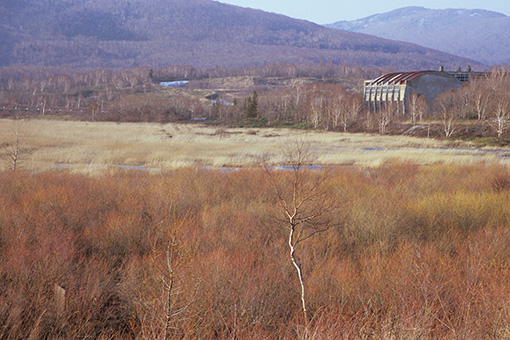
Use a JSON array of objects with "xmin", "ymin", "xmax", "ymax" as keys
[
  {"xmin": 139, "ymin": 229, "xmax": 198, "ymax": 340},
  {"xmin": 376, "ymin": 101, "xmax": 397, "ymax": 135},
  {"xmin": 435, "ymin": 91, "xmax": 461, "ymax": 138},
  {"xmin": 491, "ymin": 95, "xmax": 510, "ymax": 138},
  {"xmin": 264, "ymin": 140, "xmax": 338, "ymax": 325},
  {"xmin": 3, "ymin": 111, "xmax": 26, "ymax": 172},
  {"xmin": 408, "ymin": 92, "xmax": 429, "ymax": 123}
]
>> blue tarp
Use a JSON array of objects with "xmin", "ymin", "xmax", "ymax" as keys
[
  {"xmin": 160, "ymin": 81, "xmax": 189, "ymax": 88},
  {"xmin": 210, "ymin": 99, "xmax": 234, "ymax": 106}
]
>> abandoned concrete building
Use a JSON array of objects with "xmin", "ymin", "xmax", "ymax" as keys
[{"xmin": 363, "ymin": 70, "xmax": 462, "ymax": 113}]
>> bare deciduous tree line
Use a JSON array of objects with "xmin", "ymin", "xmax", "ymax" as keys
[{"xmin": 2, "ymin": 64, "xmax": 510, "ymax": 138}]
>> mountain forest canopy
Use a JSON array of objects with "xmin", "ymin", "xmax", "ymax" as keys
[{"xmin": 0, "ymin": 0, "xmax": 485, "ymax": 70}]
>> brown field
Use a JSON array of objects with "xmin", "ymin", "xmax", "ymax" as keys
[
  {"xmin": 1, "ymin": 118, "xmax": 510, "ymax": 173},
  {"xmin": 3, "ymin": 119, "xmax": 510, "ymax": 339},
  {"xmin": 1, "ymin": 162, "xmax": 510, "ymax": 339}
]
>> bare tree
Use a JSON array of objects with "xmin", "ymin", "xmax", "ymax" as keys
[
  {"xmin": 3, "ymin": 111, "xmax": 26, "ymax": 172},
  {"xmin": 264, "ymin": 141, "xmax": 337, "ymax": 324},
  {"xmin": 329, "ymin": 93, "xmax": 344, "ymax": 130},
  {"xmin": 468, "ymin": 79, "xmax": 492, "ymax": 121},
  {"xmin": 36, "ymin": 95, "xmax": 48, "ymax": 116},
  {"xmin": 435, "ymin": 91, "xmax": 461, "ymax": 138},
  {"xmin": 484, "ymin": 67, "xmax": 510, "ymax": 138},
  {"xmin": 308, "ymin": 89, "xmax": 326, "ymax": 129},
  {"xmin": 490, "ymin": 92, "xmax": 510, "ymax": 138},
  {"xmin": 376, "ymin": 101, "xmax": 397, "ymax": 135},
  {"xmin": 408, "ymin": 92, "xmax": 429, "ymax": 123},
  {"xmin": 138, "ymin": 231, "xmax": 198, "ymax": 340},
  {"xmin": 331, "ymin": 94, "xmax": 362, "ymax": 132},
  {"xmin": 346, "ymin": 95, "xmax": 363, "ymax": 130}
]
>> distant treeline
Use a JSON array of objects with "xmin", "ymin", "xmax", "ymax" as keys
[
  {"xmin": 0, "ymin": 63, "xmax": 378, "ymax": 85},
  {"xmin": 0, "ymin": 63, "xmax": 377, "ymax": 125},
  {"xmin": 2, "ymin": 64, "xmax": 510, "ymax": 140}
]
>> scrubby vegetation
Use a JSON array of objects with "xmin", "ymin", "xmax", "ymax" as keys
[
  {"xmin": 0, "ymin": 63, "xmax": 373, "ymax": 125},
  {"xmin": 1, "ymin": 162, "xmax": 510, "ymax": 339},
  {"xmin": 2, "ymin": 64, "xmax": 510, "ymax": 143}
]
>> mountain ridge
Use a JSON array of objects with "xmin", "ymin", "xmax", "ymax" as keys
[
  {"xmin": 326, "ymin": 6, "xmax": 509, "ymax": 66},
  {"xmin": 0, "ymin": 0, "xmax": 485, "ymax": 70}
]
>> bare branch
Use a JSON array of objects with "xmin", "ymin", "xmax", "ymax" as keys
[{"xmin": 263, "ymin": 139, "xmax": 339, "ymax": 325}]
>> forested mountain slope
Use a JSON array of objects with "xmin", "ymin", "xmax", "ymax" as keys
[{"xmin": 0, "ymin": 0, "xmax": 484, "ymax": 69}]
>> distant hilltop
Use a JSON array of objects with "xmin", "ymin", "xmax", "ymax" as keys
[{"xmin": 326, "ymin": 6, "xmax": 510, "ymax": 66}]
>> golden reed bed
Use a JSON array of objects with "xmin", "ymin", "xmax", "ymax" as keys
[{"xmin": 1, "ymin": 118, "xmax": 509, "ymax": 173}]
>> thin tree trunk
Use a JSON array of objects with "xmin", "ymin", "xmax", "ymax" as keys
[{"xmin": 289, "ymin": 226, "xmax": 308, "ymax": 322}]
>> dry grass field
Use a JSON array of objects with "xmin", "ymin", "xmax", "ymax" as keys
[{"xmin": 1, "ymin": 118, "xmax": 510, "ymax": 173}]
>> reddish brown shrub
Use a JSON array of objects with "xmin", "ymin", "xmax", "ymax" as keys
[{"xmin": 1, "ymin": 163, "xmax": 510, "ymax": 339}]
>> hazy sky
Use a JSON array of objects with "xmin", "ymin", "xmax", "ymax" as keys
[{"xmin": 218, "ymin": 0, "xmax": 510, "ymax": 24}]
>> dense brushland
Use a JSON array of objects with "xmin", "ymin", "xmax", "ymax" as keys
[
  {"xmin": 0, "ymin": 0, "xmax": 485, "ymax": 69},
  {"xmin": 1, "ymin": 163, "xmax": 510, "ymax": 339},
  {"xmin": 0, "ymin": 17, "xmax": 510, "ymax": 337}
]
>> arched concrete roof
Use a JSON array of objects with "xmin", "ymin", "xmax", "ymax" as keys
[{"xmin": 367, "ymin": 71, "xmax": 451, "ymax": 86}]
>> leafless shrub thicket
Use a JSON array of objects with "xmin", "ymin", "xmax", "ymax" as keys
[{"xmin": 1, "ymin": 161, "xmax": 510, "ymax": 339}]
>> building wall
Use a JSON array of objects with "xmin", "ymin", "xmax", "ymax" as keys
[
  {"xmin": 405, "ymin": 72, "xmax": 461, "ymax": 107},
  {"xmin": 364, "ymin": 71, "xmax": 461, "ymax": 114}
]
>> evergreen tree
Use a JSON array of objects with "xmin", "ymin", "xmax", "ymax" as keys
[
  {"xmin": 247, "ymin": 90, "xmax": 258, "ymax": 118},
  {"xmin": 242, "ymin": 90, "xmax": 259, "ymax": 118}
]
